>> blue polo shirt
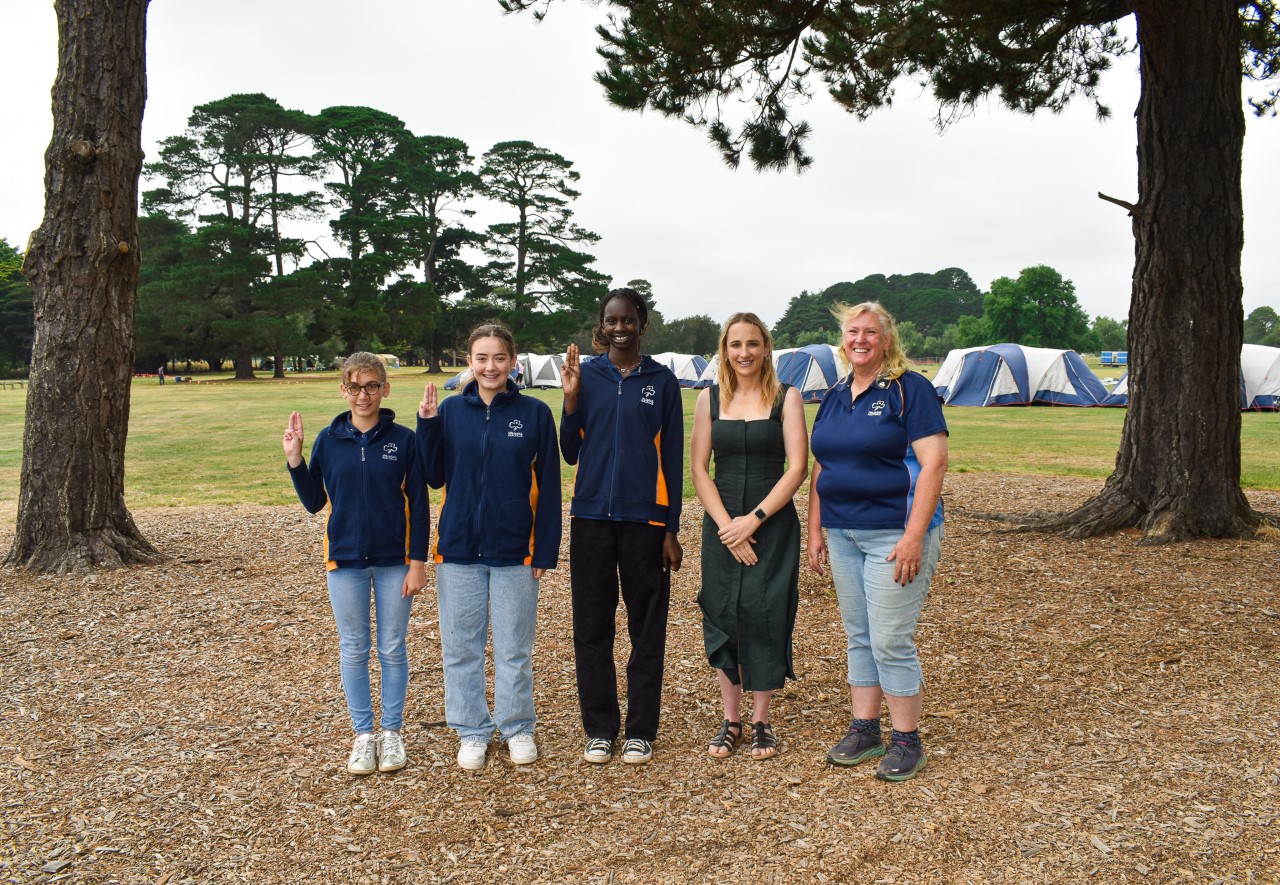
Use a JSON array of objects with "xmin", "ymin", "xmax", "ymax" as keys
[{"xmin": 811, "ymin": 370, "xmax": 947, "ymax": 531}]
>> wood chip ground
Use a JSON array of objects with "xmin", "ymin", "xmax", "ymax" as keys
[{"xmin": 2, "ymin": 474, "xmax": 1278, "ymax": 883}]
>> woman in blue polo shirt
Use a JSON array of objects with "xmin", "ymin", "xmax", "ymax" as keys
[{"xmin": 807, "ymin": 302, "xmax": 948, "ymax": 782}]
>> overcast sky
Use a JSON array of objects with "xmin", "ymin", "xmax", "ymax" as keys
[{"xmin": 3, "ymin": 2, "xmax": 1277, "ymax": 328}]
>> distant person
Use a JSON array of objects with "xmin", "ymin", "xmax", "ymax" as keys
[
  {"xmin": 416, "ymin": 323, "xmax": 561, "ymax": 771},
  {"xmin": 282, "ymin": 351, "xmax": 429, "ymax": 776},
  {"xmin": 807, "ymin": 302, "xmax": 947, "ymax": 782},
  {"xmin": 560, "ymin": 287, "xmax": 683, "ymax": 765},
  {"xmin": 157, "ymin": 365, "xmax": 165, "ymax": 385},
  {"xmin": 691, "ymin": 312, "xmax": 807, "ymax": 759}
]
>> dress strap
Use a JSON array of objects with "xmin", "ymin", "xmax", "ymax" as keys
[
  {"xmin": 709, "ymin": 384, "xmax": 721, "ymax": 420},
  {"xmin": 770, "ymin": 384, "xmax": 790, "ymax": 422}
]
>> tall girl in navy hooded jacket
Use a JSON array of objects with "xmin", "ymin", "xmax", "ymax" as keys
[
  {"xmin": 283, "ymin": 351, "xmax": 429, "ymax": 777},
  {"xmin": 417, "ymin": 324, "xmax": 562, "ymax": 771},
  {"xmin": 560, "ymin": 287, "xmax": 684, "ymax": 766}
]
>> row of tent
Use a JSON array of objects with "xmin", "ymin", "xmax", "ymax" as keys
[
  {"xmin": 442, "ymin": 343, "xmax": 1280, "ymax": 411},
  {"xmin": 442, "ymin": 347, "xmax": 847, "ymax": 403},
  {"xmin": 933, "ymin": 343, "xmax": 1280, "ymax": 410}
]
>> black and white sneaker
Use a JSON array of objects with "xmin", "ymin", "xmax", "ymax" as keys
[
  {"xmin": 583, "ymin": 737, "xmax": 614, "ymax": 764},
  {"xmin": 620, "ymin": 738, "xmax": 653, "ymax": 764}
]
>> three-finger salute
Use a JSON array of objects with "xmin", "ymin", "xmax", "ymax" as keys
[
  {"xmin": 283, "ymin": 411, "xmax": 305, "ymax": 468},
  {"xmin": 419, "ymin": 383, "xmax": 438, "ymax": 420}
]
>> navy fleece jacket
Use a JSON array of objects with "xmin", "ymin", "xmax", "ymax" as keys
[
  {"xmin": 288, "ymin": 409, "xmax": 430, "ymax": 570},
  {"xmin": 559, "ymin": 355, "xmax": 683, "ymax": 531},
  {"xmin": 416, "ymin": 380, "xmax": 562, "ymax": 569}
]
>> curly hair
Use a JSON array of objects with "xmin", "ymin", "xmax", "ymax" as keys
[
  {"xmin": 590, "ymin": 287, "xmax": 650, "ymax": 354},
  {"xmin": 341, "ymin": 351, "xmax": 388, "ymax": 384},
  {"xmin": 715, "ymin": 312, "xmax": 781, "ymax": 411},
  {"xmin": 831, "ymin": 301, "xmax": 912, "ymax": 380}
]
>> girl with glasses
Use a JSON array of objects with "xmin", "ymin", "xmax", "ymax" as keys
[{"xmin": 283, "ymin": 352, "xmax": 429, "ymax": 776}]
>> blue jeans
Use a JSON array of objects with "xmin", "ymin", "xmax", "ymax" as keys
[
  {"xmin": 826, "ymin": 526, "xmax": 943, "ymax": 697},
  {"xmin": 436, "ymin": 563, "xmax": 539, "ymax": 743},
  {"xmin": 326, "ymin": 565, "xmax": 413, "ymax": 734}
]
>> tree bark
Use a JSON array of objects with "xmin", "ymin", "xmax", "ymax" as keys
[
  {"xmin": 1040, "ymin": 0, "xmax": 1261, "ymax": 543},
  {"xmin": 4, "ymin": 0, "xmax": 160, "ymax": 573}
]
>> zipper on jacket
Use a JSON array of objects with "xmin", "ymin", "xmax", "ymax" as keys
[
  {"xmin": 608, "ymin": 369, "xmax": 629, "ymax": 517},
  {"xmin": 473, "ymin": 404, "xmax": 491, "ymax": 556}
]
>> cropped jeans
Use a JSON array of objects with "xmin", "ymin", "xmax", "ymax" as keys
[
  {"xmin": 826, "ymin": 525, "xmax": 943, "ymax": 697},
  {"xmin": 326, "ymin": 564, "xmax": 414, "ymax": 734},
  {"xmin": 435, "ymin": 563, "xmax": 540, "ymax": 744}
]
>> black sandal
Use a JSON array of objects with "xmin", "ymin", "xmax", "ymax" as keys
[
  {"xmin": 751, "ymin": 722, "xmax": 778, "ymax": 760},
  {"xmin": 707, "ymin": 720, "xmax": 742, "ymax": 758}
]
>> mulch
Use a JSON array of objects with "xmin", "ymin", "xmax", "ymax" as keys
[{"xmin": 2, "ymin": 473, "xmax": 1278, "ymax": 884}]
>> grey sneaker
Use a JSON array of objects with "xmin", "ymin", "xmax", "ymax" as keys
[
  {"xmin": 507, "ymin": 733, "xmax": 538, "ymax": 765},
  {"xmin": 875, "ymin": 737, "xmax": 927, "ymax": 781},
  {"xmin": 347, "ymin": 733, "xmax": 377, "ymax": 775},
  {"xmin": 377, "ymin": 730, "xmax": 407, "ymax": 772},
  {"xmin": 620, "ymin": 738, "xmax": 653, "ymax": 764},
  {"xmin": 827, "ymin": 726, "xmax": 885, "ymax": 766},
  {"xmin": 582, "ymin": 737, "xmax": 613, "ymax": 764}
]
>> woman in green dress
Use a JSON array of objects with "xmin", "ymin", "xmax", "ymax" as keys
[{"xmin": 691, "ymin": 312, "xmax": 809, "ymax": 759}]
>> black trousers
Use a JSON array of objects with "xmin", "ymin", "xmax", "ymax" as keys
[{"xmin": 570, "ymin": 518, "xmax": 671, "ymax": 742}]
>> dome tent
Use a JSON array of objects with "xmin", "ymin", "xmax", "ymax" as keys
[
  {"xmin": 775, "ymin": 344, "xmax": 845, "ymax": 403},
  {"xmin": 933, "ymin": 343, "xmax": 1108, "ymax": 406},
  {"xmin": 1097, "ymin": 344, "xmax": 1280, "ymax": 410},
  {"xmin": 649, "ymin": 351, "xmax": 710, "ymax": 388}
]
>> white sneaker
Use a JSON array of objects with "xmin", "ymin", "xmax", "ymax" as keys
[
  {"xmin": 377, "ymin": 730, "xmax": 407, "ymax": 772},
  {"xmin": 457, "ymin": 740, "xmax": 488, "ymax": 770},
  {"xmin": 507, "ymin": 733, "xmax": 538, "ymax": 765},
  {"xmin": 347, "ymin": 733, "xmax": 377, "ymax": 775}
]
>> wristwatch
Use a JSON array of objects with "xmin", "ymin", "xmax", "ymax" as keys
[{"xmin": 754, "ymin": 508, "xmax": 767, "ymax": 522}]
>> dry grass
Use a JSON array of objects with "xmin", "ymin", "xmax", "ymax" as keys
[{"xmin": 2, "ymin": 474, "xmax": 1279, "ymax": 883}]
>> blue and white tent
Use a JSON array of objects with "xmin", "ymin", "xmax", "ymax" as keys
[
  {"xmin": 1242, "ymin": 344, "xmax": 1280, "ymax": 410},
  {"xmin": 1098, "ymin": 344, "xmax": 1280, "ymax": 410},
  {"xmin": 933, "ymin": 344, "xmax": 1108, "ymax": 406},
  {"xmin": 650, "ymin": 352, "xmax": 709, "ymax": 388},
  {"xmin": 775, "ymin": 344, "xmax": 845, "ymax": 403},
  {"xmin": 1100, "ymin": 372, "xmax": 1129, "ymax": 407}
]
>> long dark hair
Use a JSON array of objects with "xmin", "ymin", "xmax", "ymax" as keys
[{"xmin": 590, "ymin": 287, "xmax": 649, "ymax": 354}]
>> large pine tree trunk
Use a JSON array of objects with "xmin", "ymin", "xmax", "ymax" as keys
[
  {"xmin": 1057, "ymin": 1, "xmax": 1259, "ymax": 543},
  {"xmin": 4, "ymin": 0, "xmax": 160, "ymax": 573}
]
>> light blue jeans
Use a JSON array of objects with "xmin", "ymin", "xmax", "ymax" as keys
[
  {"xmin": 436, "ymin": 563, "xmax": 540, "ymax": 744},
  {"xmin": 826, "ymin": 526, "xmax": 943, "ymax": 697},
  {"xmin": 326, "ymin": 565, "xmax": 413, "ymax": 734}
]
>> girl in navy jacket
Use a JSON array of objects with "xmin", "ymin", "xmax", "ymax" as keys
[
  {"xmin": 417, "ymin": 324, "xmax": 561, "ymax": 770},
  {"xmin": 284, "ymin": 352, "xmax": 428, "ymax": 777},
  {"xmin": 560, "ymin": 287, "xmax": 684, "ymax": 766}
]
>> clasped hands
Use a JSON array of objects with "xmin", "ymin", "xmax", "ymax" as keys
[{"xmin": 719, "ymin": 514, "xmax": 759, "ymax": 566}]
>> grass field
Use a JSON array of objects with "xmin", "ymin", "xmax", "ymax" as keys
[{"xmin": 0, "ymin": 366, "xmax": 1276, "ymax": 515}]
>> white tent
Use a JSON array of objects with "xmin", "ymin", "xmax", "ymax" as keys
[
  {"xmin": 1242, "ymin": 344, "xmax": 1280, "ymax": 410},
  {"xmin": 517, "ymin": 353, "xmax": 564, "ymax": 389},
  {"xmin": 649, "ymin": 352, "xmax": 710, "ymax": 387}
]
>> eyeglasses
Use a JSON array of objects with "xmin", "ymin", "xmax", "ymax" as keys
[{"xmin": 343, "ymin": 381, "xmax": 385, "ymax": 396}]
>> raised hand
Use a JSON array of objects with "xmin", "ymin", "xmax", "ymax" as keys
[
  {"xmin": 283, "ymin": 411, "xmax": 304, "ymax": 467},
  {"xmin": 419, "ymin": 382, "xmax": 438, "ymax": 420},
  {"xmin": 561, "ymin": 343, "xmax": 581, "ymax": 401}
]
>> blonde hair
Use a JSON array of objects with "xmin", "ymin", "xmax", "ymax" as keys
[
  {"xmin": 831, "ymin": 301, "xmax": 911, "ymax": 381},
  {"xmin": 341, "ymin": 351, "xmax": 388, "ymax": 384},
  {"xmin": 716, "ymin": 312, "xmax": 781, "ymax": 410},
  {"xmin": 468, "ymin": 323, "xmax": 518, "ymax": 359}
]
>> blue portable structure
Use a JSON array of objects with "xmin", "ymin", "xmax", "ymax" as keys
[
  {"xmin": 650, "ymin": 352, "xmax": 710, "ymax": 388},
  {"xmin": 1100, "ymin": 344, "xmax": 1280, "ymax": 410},
  {"xmin": 932, "ymin": 343, "xmax": 1109, "ymax": 406},
  {"xmin": 775, "ymin": 344, "xmax": 845, "ymax": 403}
]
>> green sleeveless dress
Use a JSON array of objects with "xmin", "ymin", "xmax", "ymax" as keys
[{"xmin": 698, "ymin": 384, "xmax": 801, "ymax": 691}]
